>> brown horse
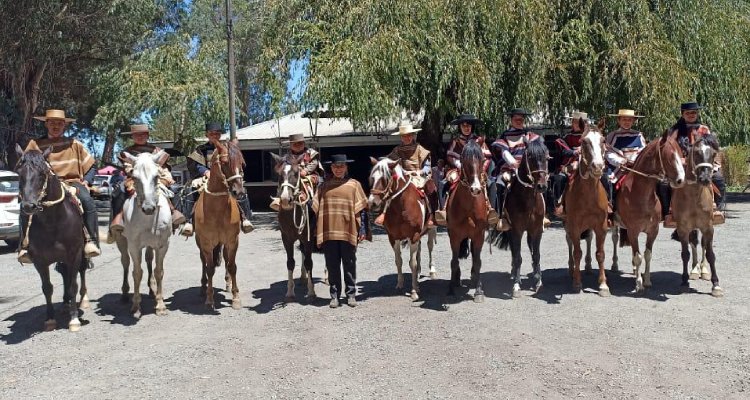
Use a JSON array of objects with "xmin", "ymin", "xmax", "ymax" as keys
[
  {"xmin": 562, "ymin": 124, "xmax": 610, "ymax": 295},
  {"xmin": 446, "ymin": 139, "xmax": 488, "ymax": 302},
  {"xmin": 671, "ymin": 134, "xmax": 722, "ymax": 296},
  {"xmin": 616, "ymin": 131, "xmax": 685, "ymax": 293},
  {"xmin": 491, "ymin": 138, "xmax": 550, "ymax": 298},
  {"xmin": 15, "ymin": 144, "xmax": 88, "ymax": 331},
  {"xmin": 368, "ymin": 157, "xmax": 437, "ymax": 301},
  {"xmin": 194, "ymin": 140, "xmax": 244, "ymax": 309}
]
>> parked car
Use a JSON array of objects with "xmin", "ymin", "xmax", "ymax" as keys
[
  {"xmin": 91, "ymin": 174, "xmax": 117, "ymax": 200},
  {"xmin": 0, "ymin": 170, "xmax": 20, "ymax": 248}
]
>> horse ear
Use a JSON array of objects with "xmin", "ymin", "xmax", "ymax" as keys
[
  {"xmin": 122, "ymin": 151, "xmax": 137, "ymax": 164},
  {"xmin": 522, "ymin": 136, "xmax": 529, "ymax": 145},
  {"xmin": 42, "ymin": 146, "xmax": 53, "ymax": 159},
  {"xmin": 370, "ymin": 156, "xmax": 378, "ymax": 166},
  {"xmin": 15, "ymin": 144, "xmax": 24, "ymax": 158},
  {"xmin": 153, "ymin": 150, "xmax": 169, "ymax": 166},
  {"xmin": 270, "ymin": 153, "xmax": 283, "ymax": 165},
  {"xmin": 597, "ymin": 117, "xmax": 607, "ymax": 132},
  {"xmin": 387, "ymin": 158, "xmax": 400, "ymax": 168}
]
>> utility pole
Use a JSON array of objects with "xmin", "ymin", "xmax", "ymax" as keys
[{"xmin": 225, "ymin": 0, "xmax": 237, "ymax": 139}]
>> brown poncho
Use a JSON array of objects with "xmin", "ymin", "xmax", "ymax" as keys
[
  {"xmin": 26, "ymin": 137, "xmax": 94, "ymax": 181},
  {"xmin": 313, "ymin": 178, "xmax": 369, "ymax": 246}
]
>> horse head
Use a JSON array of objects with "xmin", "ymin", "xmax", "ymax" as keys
[
  {"xmin": 461, "ymin": 139, "xmax": 485, "ymax": 196},
  {"xmin": 521, "ymin": 137, "xmax": 549, "ymax": 192},
  {"xmin": 124, "ymin": 150, "xmax": 169, "ymax": 215},
  {"xmin": 368, "ymin": 157, "xmax": 400, "ymax": 209},
  {"xmin": 581, "ymin": 127, "xmax": 606, "ymax": 178},
  {"xmin": 272, "ymin": 153, "xmax": 301, "ymax": 210},
  {"xmin": 15, "ymin": 144, "xmax": 53, "ymax": 215},
  {"xmin": 214, "ymin": 140, "xmax": 246, "ymax": 196},
  {"xmin": 689, "ymin": 134, "xmax": 719, "ymax": 186},
  {"xmin": 659, "ymin": 130, "xmax": 686, "ymax": 188}
]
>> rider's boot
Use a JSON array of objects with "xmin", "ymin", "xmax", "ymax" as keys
[
  {"xmin": 237, "ymin": 192, "xmax": 255, "ymax": 233},
  {"xmin": 83, "ymin": 211, "xmax": 101, "ymax": 258},
  {"xmin": 168, "ymin": 200, "xmax": 186, "ymax": 229},
  {"xmin": 374, "ymin": 213, "xmax": 385, "ymax": 226},
  {"xmin": 269, "ymin": 197, "xmax": 281, "ymax": 212},
  {"xmin": 181, "ymin": 195, "xmax": 195, "ymax": 237}
]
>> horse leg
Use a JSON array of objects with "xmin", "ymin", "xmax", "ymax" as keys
[
  {"xmin": 703, "ymin": 228, "xmax": 722, "ymax": 297},
  {"xmin": 595, "ymin": 228, "xmax": 609, "ymax": 296},
  {"xmin": 154, "ymin": 247, "xmax": 168, "ymax": 316},
  {"xmin": 299, "ymin": 244, "xmax": 308, "ymax": 283},
  {"xmin": 200, "ymin": 247, "xmax": 216, "ymax": 310},
  {"xmin": 392, "ymin": 240, "xmax": 404, "ymax": 290},
  {"xmin": 283, "ymin": 237, "xmax": 296, "ymax": 302},
  {"xmin": 689, "ymin": 231, "xmax": 700, "ymax": 280},
  {"xmin": 303, "ymin": 242, "xmax": 316, "ymax": 299},
  {"xmin": 146, "ymin": 247, "xmax": 155, "ymax": 298},
  {"xmin": 643, "ymin": 235, "xmax": 656, "ymax": 290},
  {"xmin": 119, "ymin": 241, "xmax": 131, "ymax": 303},
  {"xmin": 447, "ymin": 237, "xmax": 461, "ymax": 299},
  {"xmin": 680, "ymin": 233, "xmax": 691, "ymax": 291},
  {"xmin": 79, "ymin": 259, "xmax": 90, "ymax": 310},
  {"xmin": 35, "ymin": 264, "xmax": 57, "ymax": 331},
  {"xmin": 409, "ymin": 240, "xmax": 420, "ymax": 301},
  {"xmin": 427, "ymin": 227, "xmax": 437, "ymax": 279},
  {"xmin": 698, "ymin": 231, "xmax": 711, "ymax": 281},
  {"xmin": 584, "ymin": 230, "xmax": 593, "ymax": 275},
  {"xmin": 610, "ymin": 226, "xmax": 620, "ymax": 273},
  {"xmin": 471, "ymin": 238, "xmax": 484, "ymax": 303},
  {"xmin": 66, "ymin": 255, "xmax": 83, "ymax": 331},
  {"xmin": 529, "ymin": 233, "xmax": 543, "ymax": 293},
  {"xmin": 224, "ymin": 244, "xmax": 241, "ymax": 309},
  {"xmin": 566, "ymin": 232, "xmax": 574, "ymax": 277},
  {"xmin": 511, "ymin": 233, "xmax": 523, "ymax": 298},
  {"xmin": 200, "ymin": 254, "xmax": 208, "ymax": 298},
  {"xmin": 630, "ymin": 232, "xmax": 645, "ymax": 294},
  {"xmin": 129, "ymin": 247, "xmax": 144, "ymax": 318},
  {"xmin": 571, "ymin": 230, "xmax": 583, "ymax": 293}
]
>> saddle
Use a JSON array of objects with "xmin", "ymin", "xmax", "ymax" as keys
[{"xmin": 61, "ymin": 182, "xmax": 84, "ymax": 214}]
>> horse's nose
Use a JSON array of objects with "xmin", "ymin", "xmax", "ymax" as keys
[
  {"xmin": 142, "ymin": 204, "xmax": 155, "ymax": 215},
  {"xmin": 21, "ymin": 201, "xmax": 37, "ymax": 214}
]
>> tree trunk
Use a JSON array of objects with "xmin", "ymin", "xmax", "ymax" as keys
[
  {"xmin": 419, "ymin": 110, "xmax": 447, "ymax": 161},
  {"xmin": 101, "ymin": 129, "xmax": 117, "ymax": 165},
  {"xmin": 5, "ymin": 60, "xmax": 47, "ymax": 169}
]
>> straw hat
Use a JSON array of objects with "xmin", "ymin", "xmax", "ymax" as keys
[
  {"xmin": 564, "ymin": 111, "xmax": 588, "ymax": 120},
  {"xmin": 282, "ymin": 133, "xmax": 306, "ymax": 143},
  {"xmin": 608, "ymin": 109, "xmax": 644, "ymax": 118},
  {"xmin": 33, "ymin": 109, "xmax": 76, "ymax": 122},
  {"xmin": 120, "ymin": 124, "xmax": 150, "ymax": 136},
  {"xmin": 392, "ymin": 123, "xmax": 422, "ymax": 136}
]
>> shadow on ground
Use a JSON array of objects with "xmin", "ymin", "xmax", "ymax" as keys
[{"xmin": 1, "ymin": 304, "xmax": 89, "ymax": 345}]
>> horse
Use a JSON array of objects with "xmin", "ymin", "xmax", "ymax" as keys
[
  {"xmin": 15, "ymin": 144, "xmax": 89, "ymax": 331},
  {"xmin": 194, "ymin": 140, "xmax": 244, "ymax": 309},
  {"xmin": 491, "ymin": 138, "xmax": 550, "ymax": 298},
  {"xmin": 446, "ymin": 139, "xmax": 488, "ymax": 302},
  {"xmin": 271, "ymin": 153, "xmax": 317, "ymax": 302},
  {"xmin": 562, "ymin": 123, "xmax": 610, "ymax": 295},
  {"xmin": 368, "ymin": 157, "xmax": 437, "ymax": 301},
  {"xmin": 671, "ymin": 134, "xmax": 722, "ymax": 296},
  {"xmin": 121, "ymin": 150, "xmax": 172, "ymax": 318},
  {"xmin": 114, "ymin": 232, "xmax": 155, "ymax": 303},
  {"xmin": 616, "ymin": 131, "xmax": 685, "ymax": 293}
]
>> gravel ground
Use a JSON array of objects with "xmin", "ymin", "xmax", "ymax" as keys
[{"xmin": 1, "ymin": 195, "xmax": 749, "ymax": 399}]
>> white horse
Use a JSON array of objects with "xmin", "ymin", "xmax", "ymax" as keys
[{"xmin": 122, "ymin": 151, "xmax": 172, "ymax": 318}]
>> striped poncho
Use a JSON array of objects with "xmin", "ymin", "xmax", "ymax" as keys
[
  {"xmin": 313, "ymin": 177, "xmax": 368, "ymax": 247},
  {"xmin": 26, "ymin": 137, "xmax": 94, "ymax": 181}
]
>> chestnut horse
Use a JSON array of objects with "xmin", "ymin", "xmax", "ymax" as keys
[
  {"xmin": 194, "ymin": 140, "xmax": 244, "ymax": 309},
  {"xmin": 271, "ymin": 153, "xmax": 317, "ymax": 302},
  {"xmin": 616, "ymin": 131, "xmax": 685, "ymax": 293},
  {"xmin": 368, "ymin": 157, "xmax": 437, "ymax": 301},
  {"xmin": 446, "ymin": 139, "xmax": 488, "ymax": 302},
  {"xmin": 562, "ymin": 124, "xmax": 610, "ymax": 295},
  {"xmin": 671, "ymin": 134, "xmax": 722, "ymax": 296},
  {"xmin": 491, "ymin": 138, "xmax": 550, "ymax": 298},
  {"xmin": 15, "ymin": 145, "xmax": 88, "ymax": 331}
]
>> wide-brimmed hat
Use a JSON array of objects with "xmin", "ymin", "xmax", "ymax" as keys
[
  {"xmin": 391, "ymin": 123, "xmax": 421, "ymax": 136},
  {"xmin": 505, "ymin": 108, "xmax": 532, "ymax": 117},
  {"xmin": 205, "ymin": 122, "xmax": 224, "ymax": 132},
  {"xmin": 564, "ymin": 111, "xmax": 588, "ymax": 120},
  {"xmin": 323, "ymin": 154, "xmax": 355, "ymax": 164},
  {"xmin": 680, "ymin": 102, "xmax": 704, "ymax": 111},
  {"xmin": 120, "ymin": 124, "xmax": 150, "ymax": 136},
  {"xmin": 33, "ymin": 109, "xmax": 76, "ymax": 123},
  {"xmin": 282, "ymin": 133, "xmax": 306, "ymax": 143},
  {"xmin": 450, "ymin": 114, "xmax": 482, "ymax": 126},
  {"xmin": 608, "ymin": 109, "xmax": 644, "ymax": 118}
]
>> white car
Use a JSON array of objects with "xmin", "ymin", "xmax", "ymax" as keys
[{"xmin": 0, "ymin": 170, "xmax": 20, "ymax": 247}]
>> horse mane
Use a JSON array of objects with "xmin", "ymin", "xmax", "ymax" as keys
[
  {"xmin": 224, "ymin": 140, "xmax": 246, "ymax": 171},
  {"xmin": 16, "ymin": 148, "xmax": 48, "ymax": 171},
  {"xmin": 700, "ymin": 133, "xmax": 720, "ymax": 151},
  {"xmin": 375, "ymin": 157, "xmax": 404, "ymax": 181},
  {"xmin": 462, "ymin": 139, "xmax": 484, "ymax": 164},
  {"xmin": 525, "ymin": 137, "xmax": 549, "ymax": 162}
]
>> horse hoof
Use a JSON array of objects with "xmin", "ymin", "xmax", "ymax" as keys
[
  {"xmin": 689, "ymin": 272, "xmax": 699, "ymax": 280},
  {"xmin": 225, "ymin": 285, "xmax": 232, "ymax": 292},
  {"xmin": 68, "ymin": 320, "xmax": 81, "ymax": 332},
  {"xmin": 572, "ymin": 284, "xmax": 582, "ymax": 294},
  {"xmin": 44, "ymin": 319, "xmax": 57, "ymax": 331},
  {"xmin": 205, "ymin": 303, "xmax": 214, "ymax": 310},
  {"xmin": 512, "ymin": 289, "xmax": 522, "ymax": 298},
  {"xmin": 80, "ymin": 299, "xmax": 90, "ymax": 310},
  {"xmin": 155, "ymin": 308, "xmax": 168, "ymax": 316},
  {"xmin": 323, "ymin": 279, "xmax": 329, "ymax": 286},
  {"xmin": 711, "ymin": 286, "xmax": 724, "ymax": 298},
  {"xmin": 132, "ymin": 310, "xmax": 142, "ymax": 319},
  {"xmin": 701, "ymin": 273, "xmax": 712, "ymax": 281},
  {"xmin": 284, "ymin": 296, "xmax": 295, "ymax": 303},
  {"xmin": 231, "ymin": 300, "xmax": 242, "ymax": 310},
  {"xmin": 473, "ymin": 294, "xmax": 485, "ymax": 303},
  {"xmin": 429, "ymin": 272, "xmax": 437, "ymax": 280},
  {"xmin": 599, "ymin": 287, "xmax": 611, "ymax": 297},
  {"xmin": 610, "ymin": 264, "xmax": 619, "ymax": 273},
  {"xmin": 410, "ymin": 292, "xmax": 419, "ymax": 301}
]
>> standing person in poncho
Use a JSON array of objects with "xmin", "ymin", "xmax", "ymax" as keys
[{"xmin": 313, "ymin": 154, "xmax": 371, "ymax": 308}]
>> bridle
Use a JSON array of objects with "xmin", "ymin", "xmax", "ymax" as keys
[
  {"xmin": 606, "ymin": 139, "xmax": 674, "ymax": 182},
  {"xmin": 19, "ymin": 162, "xmax": 66, "ymax": 212},
  {"xmin": 577, "ymin": 133, "xmax": 605, "ymax": 180},
  {"xmin": 277, "ymin": 161, "xmax": 314, "ymax": 237},
  {"xmin": 204, "ymin": 151, "xmax": 243, "ymax": 196},
  {"xmin": 370, "ymin": 164, "xmax": 412, "ymax": 203},
  {"xmin": 459, "ymin": 157, "xmax": 486, "ymax": 196},
  {"xmin": 515, "ymin": 149, "xmax": 548, "ymax": 189},
  {"xmin": 685, "ymin": 138, "xmax": 714, "ymax": 184}
]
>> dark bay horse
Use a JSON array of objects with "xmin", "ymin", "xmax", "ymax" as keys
[
  {"xmin": 562, "ymin": 124, "xmax": 610, "ymax": 295},
  {"xmin": 368, "ymin": 157, "xmax": 437, "ymax": 301},
  {"xmin": 491, "ymin": 138, "xmax": 550, "ymax": 298},
  {"xmin": 616, "ymin": 131, "xmax": 685, "ymax": 293},
  {"xmin": 271, "ymin": 153, "xmax": 317, "ymax": 302},
  {"xmin": 194, "ymin": 140, "xmax": 244, "ymax": 309},
  {"xmin": 15, "ymin": 144, "xmax": 88, "ymax": 331},
  {"xmin": 446, "ymin": 139, "xmax": 488, "ymax": 302},
  {"xmin": 671, "ymin": 134, "xmax": 722, "ymax": 296}
]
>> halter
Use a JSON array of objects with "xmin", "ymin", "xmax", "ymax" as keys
[
  {"xmin": 277, "ymin": 162, "xmax": 315, "ymax": 238},
  {"xmin": 459, "ymin": 158, "xmax": 486, "ymax": 196},
  {"xmin": 19, "ymin": 164, "xmax": 67, "ymax": 210},
  {"xmin": 685, "ymin": 138, "xmax": 714, "ymax": 184},
  {"xmin": 204, "ymin": 154, "xmax": 242, "ymax": 196},
  {"xmin": 607, "ymin": 142, "xmax": 668, "ymax": 182},
  {"xmin": 515, "ymin": 150, "xmax": 547, "ymax": 189}
]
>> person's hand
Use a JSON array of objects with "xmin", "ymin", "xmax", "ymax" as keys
[
  {"xmin": 300, "ymin": 169, "xmax": 307, "ymax": 177},
  {"xmin": 357, "ymin": 234, "xmax": 366, "ymax": 242},
  {"xmin": 203, "ymin": 170, "xmax": 210, "ymax": 178}
]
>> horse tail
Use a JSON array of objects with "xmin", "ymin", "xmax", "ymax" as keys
[
  {"xmin": 671, "ymin": 230, "xmax": 680, "ymax": 242},
  {"xmin": 487, "ymin": 229, "xmax": 511, "ymax": 251},
  {"xmin": 401, "ymin": 239, "xmax": 409, "ymax": 249},
  {"xmin": 619, "ymin": 228, "xmax": 630, "ymax": 247},
  {"xmin": 459, "ymin": 238, "xmax": 470, "ymax": 259}
]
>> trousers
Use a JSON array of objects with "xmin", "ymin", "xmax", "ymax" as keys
[{"xmin": 323, "ymin": 240, "xmax": 357, "ymax": 298}]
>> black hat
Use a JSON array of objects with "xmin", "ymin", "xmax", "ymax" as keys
[
  {"xmin": 205, "ymin": 122, "xmax": 224, "ymax": 132},
  {"xmin": 450, "ymin": 114, "xmax": 482, "ymax": 126},
  {"xmin": 680, "ymin": 102, "xmax": 704, "ymax": 111},
  {"xmin": 505, "ymin": 108, "xmax": 532, "ymax": 116},
  {"xmin": 324, "ymin": 154, "xmax": 355, "ymax": 164}
]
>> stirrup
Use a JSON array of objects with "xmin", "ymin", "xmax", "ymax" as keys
[
  {"xmin": 434, "ymin": 210, "xmax": 447, "ymax": 226},
  {"xmin": 269, "ymin": 197, "xmax": 280, "ymax": 212},
  {"xmin": 241, "ymin": 220, "xmax": 255, "ymax": 233},
  {"xmin": 712, "ymin": 211, "xmax": 725, "ymax": 225},
  {"xmin": 487, "ymin": 209, "xmax": 499, "ymax": 226},
  {"xmin": 496, "ymin": 218, "xmax": 511, "ymax": 232},
  {"xmin": 181, "ymin": 222, "xmax": 194, "ymax": 237},
  {"xmin": 543, "ymin": 216, "xmax": 551, "ymax": 228},
  {"xmin": 84, "ymin": 242, "xmax": 101, "ymax": 258},
  {"xmin": 662, "ymin": 214, "xmax": 676, "ymax": 228},
  {"xmin": 17, "ymin": 249, "xmax": 32, "ymax": 264},
  {"xmin": 171, "ymin": 210, "xmax": 186, "ymax": 227},
  {"xmin": 374, "ymin": 213, "xmax": 385, "ymax": 226}
]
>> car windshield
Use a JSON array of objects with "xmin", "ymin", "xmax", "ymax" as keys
[{"xmin": 0, "ymin": 176, "xmax": 19, "ymax": 193}]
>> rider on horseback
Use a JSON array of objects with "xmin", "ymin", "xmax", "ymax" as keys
[
  {"xmin": 490, "ymin": 108, "xmax": 549, "ymax": 230},
  {"xmin": 17, "ymin": 109, "xmax": 101, "ymax": 264},
  {"xmin": 374, "ymin": 123, "xmax": 438, "ymax": 227},
  {"xmin": 552, "ymin": 111, "xmax": 589, "ymax": 217},
  {"xmin": 181, "ymin": 122, "xmax": 254, "ymax": 236},
  {"xmin": 436, "ymin": 114, "xmax": 498, "ymax": 226},
  {"xmin": 603, "ymin": 109, "xmax": 647, "ymax": 221},
  {"xmin": 108, "ymin": 124, "xmax": 186, "ymax": 242},
  {"xmin": 269, "ymin": 133, "xmax": 323, "ymax": 211},
  {"xmin": 660, "ymin": 102, "xmax": 725, "ymax": 226}
]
